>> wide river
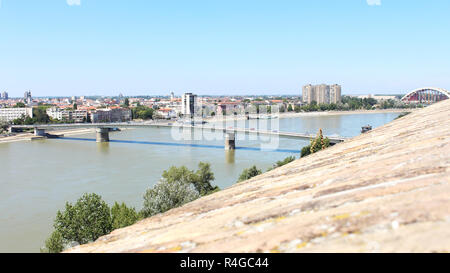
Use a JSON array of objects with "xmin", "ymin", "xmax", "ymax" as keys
[{"xmin": 0, "ymin": 112, "xmax": 401, "ymax": 252}]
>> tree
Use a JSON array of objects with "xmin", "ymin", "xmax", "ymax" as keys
[
  {"xmin": 237, "ymin": 166, "xmax": 262, "ymax": 182},
  {"xmin": 267, "ymin": 156, "xmax": 296, "ymax": 171},
  {"xmin": 132, "ymin": 105, "xmax": 154, "ymax": 120},
  {"xmin": 287, "ymin": 104, "xmax": 293, "ymax": 112},
  {"xmin": 14, "ymin": 102, "xmax": 26, "ymax": 108},
  {"xmin": 193, "ymin": 162, "xmax": 219, "ymax": 195},
  {"xmin": 123, "ymin": 98, "xmax": 130, "ymax": 108},
  {"xmin": 32, "ymin": 107, "xmax": 51, "ymax": 124},
  {"xmin": 141, "ymin": 179, "xmax": 200, "ymax": 218},
  {"xmin": 0, "ymin": 121, "xmax": 9, "ymax": 134},
  {"xmin": 41, "ymin": 231, "xmax": 65, "ymax": 253},
  {"xmin": 111, "ymin": 202, "xmax": 140, "ymax": 230},
  {"xmin": 301, "ymin": 129, "xmax": 331, "ymax": 157},
  {"xmin": 53, "ymin": 193, "xmax": 112, "ymax": 245},
  {"xmin": 141, "ymin": 162, "xmax": 219, "ymax": 218}
]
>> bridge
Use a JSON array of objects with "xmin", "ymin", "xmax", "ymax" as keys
[
  {"xmin": 401, "ymin": 87, "xmax": 449, "ymax": 104},
  {"xmin": 9, "ymin": 122, "xmax": 348, "ymax": 148}
]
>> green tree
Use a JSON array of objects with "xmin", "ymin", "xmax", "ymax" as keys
[
  {"xmin": 267, "ymin": 156, "xmax": 296, "ymax": 171},
  {"xmin": 287, "ymin": 104, "xmax": 293, "ymax": 112},
  {"xmin": 32, "ymin": 107, "xmax": 51, "ymax": 124},
  {"xmin": 53, "ymin": 193, "xmax": 112, "ymax": 245},
  {"xmin": 237, "ymin": 166, "xmax": 262, "ymax": 182},
  {"xmin": 141, "ymin": 162, "xmax": 219, "ymax": 218},
  {"xmin": 132, "ymin": 105, "xmax": 154, "ymax": 120},
  {"xmin": 41, "ymin": 230, "xmax": 65, "ymax": 253},
  {"xmin": 14, "ymin": 102, "xmax": 26, "ymax": 108},
  {"xmin": 123, "ymin": 98, "xmax": 130, "ymax": 108},
  {"xmin": 141, "ymin": 179, "xmax": 200, "ymax": 218},
  {"xmin": 193, "ymin": 162, "xmax": 219, "ymax": 195},
  {"xmin": 111, "ymin": 202, "xmax": 140, "ymax": 230},
  {"xmin": 301, "ymin": 129, "xmax": 331, "ymax": 157}
]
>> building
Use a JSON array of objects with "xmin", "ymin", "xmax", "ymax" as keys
[
  {"xmin": 0, "ymin": 107, "xmax": 33, "ymax": 122},
  {"xmin": 156, "ymin": 108, "xmax": 177, "ymax": 119},
  {"xmin": 181, "ymin": 93, "xmax": 197, "ymax": 117},
  {"xmin": 1, "ymin": 91, "xmax": 8, "ymax": 100},
  {"xmin": 90, "ymin": 108, "xmax": 132, "ymax": 123},
  {"xmin": 24, "ymin": 91, "xmax": 32, "ymax": 104},
  {"xmin": 302, "ymin": 85, "xmax": 315, "ymax": 104},
  {"xmin": 302, "ymin": 84, "xmax": 342, "ymax": 104},
  {"xmin": 46, "ymin": 107, "xmax": 88, "ymax": 123},
  {"xmin": 329, "ymin": 84, "xmax": 342, "ymax": 104}
]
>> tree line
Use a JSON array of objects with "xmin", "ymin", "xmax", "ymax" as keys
[{"xmin": 42, "ymin": 130, "xmax": 330, "ymax": 253}]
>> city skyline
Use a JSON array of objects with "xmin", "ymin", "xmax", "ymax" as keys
[{"xmin": 1, "ymin": 0, "xmax": 449, "ymax": 97}]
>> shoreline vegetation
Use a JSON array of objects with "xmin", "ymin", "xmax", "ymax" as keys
[
  {"xmin": 42, "ymin": 130, "xmax": 330, "ymax": 253},
  {"xmin": 0, "ymin": 108, "xmax": 412, "ymax": 144}
]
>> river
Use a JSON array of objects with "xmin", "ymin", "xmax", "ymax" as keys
[{"xmin": 0, "ymin": 112, "xmax": 401, "ymax": 252}]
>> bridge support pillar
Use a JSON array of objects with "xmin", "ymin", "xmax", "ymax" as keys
[
  {"xmin": 96, "ymin": 128, "xmax": 110, "ymax": 143},
  {"xmin": 34, "ymin": 128, "xmax": 46, "ymax": 137},
  {"xmin": 225, "ymin": 132, "xmax": 236, "ymax": 150}
]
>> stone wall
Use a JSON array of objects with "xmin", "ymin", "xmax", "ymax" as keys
[{"xmin": 67, "ymin": 100, "xmax": 450, "ymax": 253}]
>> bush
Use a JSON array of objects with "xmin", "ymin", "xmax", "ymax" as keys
[
  {"xmin": 267, "ymin": 156, "xmax": 296, "ymax": 171},
  {"xmin": 54, "ymin": 193, "xmax": 112, "ymax": 245},
  {"xmin": 237, "ymin": 166, "xmax": 262, "ymax": 182},
  {"xmin": 111, "ymin": 202, "xmax": 140, "ymax": 230},
  {"xmin": 141, "ymin": 162, "xmax": 219, "ymax": 218},
  {"xmin": 301, "ymin": 129, "xmax": 330, "ymax": 157},
  {"xmin": 193, "ymin": 162, "xmax": 219, "ymax": 195},
  {"xmin": 41, "ymin": 231, "xmax": 65, "ymax": 253},
  {"xmin": 142, "ymin": 179, "xmax": 200, "ymax": 218},
  {"xmin": 43, "ymin": 194, "xmax": 142, "ymax": 252}
]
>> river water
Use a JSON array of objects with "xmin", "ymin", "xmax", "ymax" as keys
[{"xmin": 0, "ymin": 112, "xmax": 400, "ymax": 252}]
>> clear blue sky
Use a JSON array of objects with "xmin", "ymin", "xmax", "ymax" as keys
[{"xmin": 0, "ymin": 0, "xmax": 449, "ymax": 97}]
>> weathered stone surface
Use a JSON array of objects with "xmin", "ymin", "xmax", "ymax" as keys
[{"xmin": 67, "ymin": 101, "xmax": 450, "ymax": 253}]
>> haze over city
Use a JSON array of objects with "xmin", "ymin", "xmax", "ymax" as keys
[{"xmin": 1, "ymin": 0, "xmax": 449, "ymax": 97}]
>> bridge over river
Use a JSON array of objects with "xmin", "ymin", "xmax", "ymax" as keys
[{"xmin": 10, "ymin": 122, "xmax": 348, "ymax": 147}]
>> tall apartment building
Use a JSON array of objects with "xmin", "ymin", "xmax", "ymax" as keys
[
  {"xmin": 1, "ymin": 91, "xmax": 8, "ymax": 100},
  {"xmin": 302, "ymin": 85, "xmax": 315, "ymax": 104},
  {"xmin": 0, "ymin": 107, "xmax": 33, "ymax": 122},
  {"xmin": 24, "ymin": 91, "xmax": 32, "ymax": 104},
  {"xmin": 329, "ymin": 84, "xmax": 342, "ymax": 104},
  {"xmin": 302, "ymin": 84, "xmax": 342, "ymax": 104},
  {"xmin": 181, "ymin": 93, "xmax": 197, "ymax": 117}
]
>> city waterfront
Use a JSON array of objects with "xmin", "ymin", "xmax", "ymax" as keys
[{"xmin": 0, "ymin": 112, "xmax": 401, "ymax": 252}]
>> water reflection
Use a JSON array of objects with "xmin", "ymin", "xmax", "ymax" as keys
[
  {"xmin": 97, "ymin": 142, "xmax": 110, "ymax": 154},
  {"xmin": 225, "ymin": 150, "xmax": 235, "ymax": 164}
]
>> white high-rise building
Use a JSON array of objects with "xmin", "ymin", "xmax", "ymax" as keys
[
  {"xmin": 329, "ymin": 84, "xmax": 342, "ymax": 104},
  {"xmin": 24, "ymin": 91, "xmax": 32, "ymax": 104},
  {"xmin": 302, "ymin": 84, "xmax": 342, "ymax": 104},
  {"xmin": 181, "ymin": 93, "xmax": 197, "ymax": 117}
]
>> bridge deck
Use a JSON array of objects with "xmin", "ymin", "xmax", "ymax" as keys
[{"xmin": 10, "ymin": 122, "xmax": 348, "ymax": 143}]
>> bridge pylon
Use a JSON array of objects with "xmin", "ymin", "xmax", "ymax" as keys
[
  {"xmin": 96, "ymin": 128, "xmax": 110, "ymax": 143},
  {"xmin": 225, "ymin": 131, "xmax": 236, "ymax": 150}
]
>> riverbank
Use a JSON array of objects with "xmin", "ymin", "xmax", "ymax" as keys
[
  {"xmin": 204, "ymin": 108, "xmax": 415, "ymax": 122},
  {"xmin": 67, "ymin": 100, "xmax": 450, "ymax": 253},
  {"xmin": 0, "ymin": 128, "xmax": 96, "ymax": 144},
  {"xmin": 0, "ymin": 109, "xmax": 412, "ymax": 144}
]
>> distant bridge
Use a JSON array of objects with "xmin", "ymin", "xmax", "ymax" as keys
[
  {"xmin": 9, "ymin": 122, "xmax": 348, "ymax": 145},
  {"xmin": 401, "ymin": 87, "xmax": 449, "ymax": 104}
]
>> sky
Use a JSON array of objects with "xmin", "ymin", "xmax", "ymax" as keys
[{"xmin": 0, "ymin": 0, "xmax": 449, "ymax": 97}]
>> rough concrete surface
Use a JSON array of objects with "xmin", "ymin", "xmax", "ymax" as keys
[{"xmin": 67, "ymin": 100, "xmax": 450, "ymax": 253}]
